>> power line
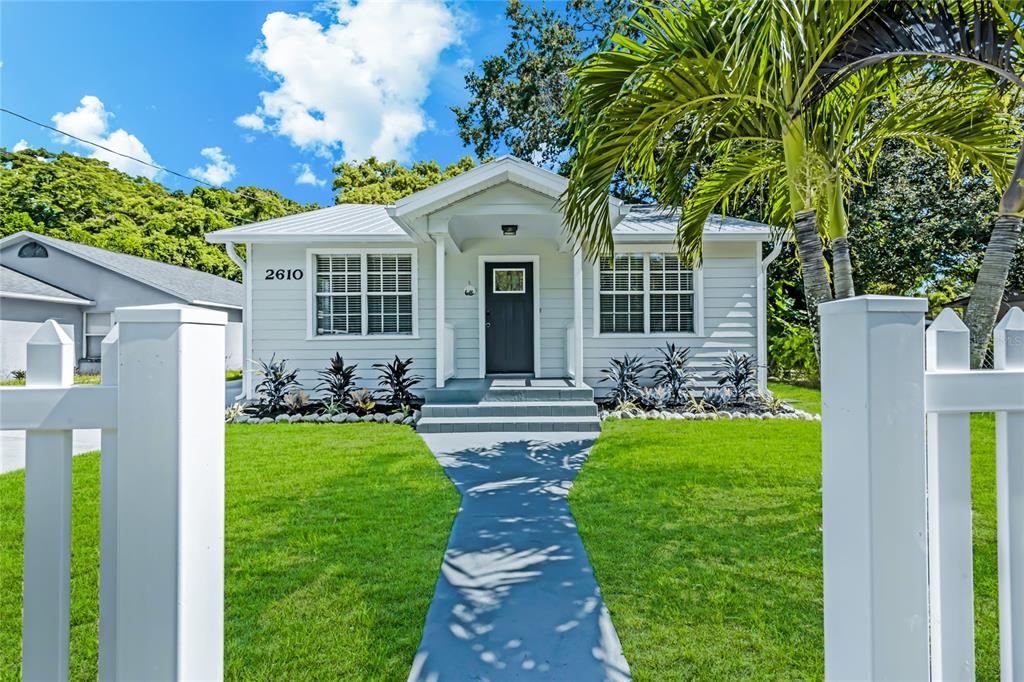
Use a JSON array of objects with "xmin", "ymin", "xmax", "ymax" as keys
[{"xmin": 1, "ymin": 107, "xmax": 281, "ymax": 208}]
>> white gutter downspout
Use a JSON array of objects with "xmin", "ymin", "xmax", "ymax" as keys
[
  {"xmin": 757, "ymin": 238, "xmax": 784, "ymax": 392},
  {"xmin": 224, "ymin": 241, "xmax": 250, "ymax": 402}
]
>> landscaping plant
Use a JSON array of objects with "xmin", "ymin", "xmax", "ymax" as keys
[
  {"xmin": 315, "ymin": 353, "xmax": 358, "ymax": 406},
  {"xmin": 253, "ymin": 355, "xmax": 300, "ymax": 416},
  {"xmin": 373, "ymin": 356, "xmax": 422, "ymax": 408},
  {"xmin": 348, "ymin": 388, "xmax": 377, "ymax": 415},
  {"xmin": 283, "ymin": 390, "xmax": 312, "ymax": 415},
  {"xmin": 652, "ymin": 343, "xmax": 699, "ymax": 405},
  {"xmin": 600, "ymin": 354, "xmax": 652, "ymax": 405},
  {"xmin": 701, "ymin": 387, "xmax": 730, "ymax": 411},
  {"xmin": 714, "ymin": 351, "xmax": 757, "ymax": 404},
  {"xmin": 638, "ymin": 385, "xmax": 670, "ymax": 411}
]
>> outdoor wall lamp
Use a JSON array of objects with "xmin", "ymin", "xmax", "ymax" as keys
[
  {"xmin": 464, "ymin": 281, "xmax": 476, "ymax": 296},
  {"xmin": 501, "ymin": 224, "xmax": 518, "ymax": 237}
]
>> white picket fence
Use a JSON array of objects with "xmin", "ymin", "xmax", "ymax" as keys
[
  {"xmin": 821, "ymin": 295, "xmax": 1024, "ymax": 681},
  {"xmin": 0, "ymin": 304, "xmax": 226, "ymax": 681}
]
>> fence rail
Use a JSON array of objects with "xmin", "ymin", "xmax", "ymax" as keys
[
  {"xmin": 0, "ymin": 304, "xmax": 226, "ymax": 681},
  {"xmin": 821, "ymin": 295, "xmax": 1024, "ymax": 681}
]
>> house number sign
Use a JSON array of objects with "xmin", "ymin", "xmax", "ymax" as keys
[{"xmin": 265, "ymin": 268, "xmax": 303, "ymax": 280}]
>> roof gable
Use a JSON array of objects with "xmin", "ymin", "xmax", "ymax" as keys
[
  {"xmin": 0, "ymin": 232, "xmax": 243, "ymax": 308},
  {"xmin": 0, "ymin": 265, "xmax": 93, "ymax": 305}
]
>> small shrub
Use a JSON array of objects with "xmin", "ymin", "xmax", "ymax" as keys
[
  {"xmin": 320, "ymin": 397, "xmax": 348, "ymax": 416},
  {"xmin": 601, "ymin": 354, "xmax": 652, "ymax": 404},
  {"xmin": 254, "ymin": 355, "xmax": 300, "ymax": 415},
  {"xmin": 652, "ymin": 343, "xmax": 699, "ymax": 405},
  {"xmin": 349, "ymin": 388, "xmax": 377, "ymax": 415},
  {"xmin": 755, "ymin": 390, "xmax": 788, "ymax": 413},
  {"xmin": 316, "ymin": 353, "xmax": 358, "ymax": 406},
  {"xmin": 769, "ymin": 322, "xmax": 819, "ymax": 383},
  {"xmin": 373, "ymin": 356, "xmax": 422, "ymax": 407},
  {"xmin": 613, "ymin": 399, "xmax": 642, "ymax": 415},
  {"xmin": 283, "ymin": 390, "xmax": 312, "ymax": 415},
  {"xmin": 701, "ymin": 387, "xmax": 730, "ymax": 411},
  {"xmin": 224, "ymin": 402, "xmax": 244, "ymax": 421},
  {"xmin": 638, "ymin": 385, "xmax": 670, "ymax": 411},
  {"xmin": 714, "ymin": 351, "xmax": 757, "ymax": 403}
]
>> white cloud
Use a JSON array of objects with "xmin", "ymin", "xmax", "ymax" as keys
[
  {"xmin": 51, "ymin": 95, "xmax": 158, "ymax": 179},
  {"xmin": 293, "ymin": 163, "xmax": 326, "ymax": 187},
  {"xmin": 189, "ymin": 147, "xmax": 237, "ymax": 186},
  {"xmin": 11, "ymin": 139, "xmax": 29, "ymax": 152},
  {"xmin": 238, "ymin": 0, "xmax": 461, "ymax": 161},
  {"xmin": 235, "ymin": 113, "xmax": 266, "ymax": 131}
]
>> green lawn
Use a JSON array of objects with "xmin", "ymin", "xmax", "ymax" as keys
[
  {"xmin": 571, "ymin": 384, "xmax": 1001, "ymax": 680},
  {"xmin": 0, "ymin": 424, "xmax": 458, "ymax": 681}
]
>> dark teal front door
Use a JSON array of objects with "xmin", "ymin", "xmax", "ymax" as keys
[{"xmin": 484, "ymin": 262, "xmax": 534, "ymax": 374}]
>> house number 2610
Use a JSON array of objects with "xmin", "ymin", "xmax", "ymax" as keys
[{"xmin": 265, "ymin": 268, "xmax": 303, "ymax": 280}]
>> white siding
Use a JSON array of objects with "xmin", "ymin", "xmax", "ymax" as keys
[
  {"xmin": 250, "ymin": 242, "xmax": 436, "ymax": 393},
  {"xmin": 582, "ymin": 240, "xmax": 759, "ymax": 395}
]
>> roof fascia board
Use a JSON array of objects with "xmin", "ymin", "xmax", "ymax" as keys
[
  {"xmin": 0, "ymin": 291, "xmax": 94, "ymax": 305},
  {"xmin": 207, "ymin": 233, "xmax": 416, "ymax": 245}
]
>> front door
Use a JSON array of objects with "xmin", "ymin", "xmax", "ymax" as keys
[{"xmin": 485, "ymin": 261, "xmax": 534, "ymax": 374}]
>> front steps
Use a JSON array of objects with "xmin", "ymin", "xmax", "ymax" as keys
[{"xmin": 418, "ymin": 378, "xmax": 600, "ymax": 433}]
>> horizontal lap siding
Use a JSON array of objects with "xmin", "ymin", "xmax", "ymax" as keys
[
  {"xmin": 250, "ymin": 242, "xmax": 436, "ymax": 393},
  {"xmin": 444, "ymin": 238, "xmax": 572, "ymax": 379},
  {"xmin": 581, "ymin": 241, "xmax": 759, "ymax": 395}
]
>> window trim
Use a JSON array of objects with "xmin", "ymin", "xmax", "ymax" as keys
[
  {"xmin": 83, "ymin": 311, "xmax": 113, "ymax": 360},
  {"xmin": 305, "ymin": 247, "xmax": 419, "ymax": 340},
  {"xmin": 492, "ymin": 267, "xmax": 527, "ymax": 294},
  {"xmin": 592, "ymin": 245, "xmax": 704, "ymax": 338}
]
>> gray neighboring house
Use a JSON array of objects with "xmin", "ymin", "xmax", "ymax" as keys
[{"xmin": 0, "ymin": 231, "xmax": 243, "ymax": 377}]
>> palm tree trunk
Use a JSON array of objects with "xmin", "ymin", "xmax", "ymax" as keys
[
  {"xmin": 964, "ymin": 144, "xmax": 1024, "ymax": 367},
  {"xmin": 831, "ymin": 236, "xmax": 856, "ymax": 299},
  {"xmin": 794, "ymin": 208, "xmax": 835, "ymax": 357}
]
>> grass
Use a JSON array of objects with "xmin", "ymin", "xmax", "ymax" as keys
[
  {"xmin": 225, "ymin": 369, "xmax": 243, "ymax": 382},
  {"xmin": 0, "ymin": 423, "xmax": 458, "ymax": 681},
  {"xmin": 571, "ymin": 384, "xmax": 1001, "ymax": 680}
]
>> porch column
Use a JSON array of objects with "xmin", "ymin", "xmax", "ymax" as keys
[
  {"xmin": 435, "ymin": 236, "xmax": 446, "ymax": 388},
  {"xmin": 573, "ymin": 249, "xmax": 584, "ymax": 387}
]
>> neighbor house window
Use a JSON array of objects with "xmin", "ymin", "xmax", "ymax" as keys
[
  {"xmin": 18, "ymin": 242, "xmax": 48, "ymax": 258},
  {"xmin": 597, "ymin": 252, "xmax": 698, "ymax": 335},
  {"xmin": 312, "ymin": 250, "xmax": 416, "ymax": 336},
  {"xmin": 83, "ymin": 312, "xmax": 112, "ymax": 359}
]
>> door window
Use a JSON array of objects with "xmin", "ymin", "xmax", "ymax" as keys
[{"xmin": 492, "ymin": 268, "xmax": 526, "ymax": 294}]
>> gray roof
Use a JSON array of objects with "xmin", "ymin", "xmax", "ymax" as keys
[
  {"xmin": 206, "ymin": 201, "xmax": 773, "ymax": 243},
  {"xmin": 615, "ymin": 204, "xmax": 773, "ymax": 237},
  {"xmin": 1, "ymin": 233, "xmax": 243, "ymax": 308},
  {"xmin": 206, "ymin": 203, "xmax": 406, "ymax": 242},
  {"xmin": 0, "ymin": 265, "xmax": 92, "ymax": 304}
]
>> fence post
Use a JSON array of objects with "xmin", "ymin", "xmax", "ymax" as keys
[
  {"xmin": 820, "ymin": 296, "xmax": 930, "ymax": 680},
  {"xmin": 995, "ymin": 307, "xmax": 1024, "ymax": 681},
  {"xmin": 22, "ymin": 320, "xmax": 74, "ymax": 681},
  {"xmin": 925, "ymin": 309, "xmax": 975, "ymax": 679},
  {"xmin": 109, "ymin": 304, "xmax": 225, "ymax": 679},
  {"xmin": 98, "ymin": 325, "xmax": 118, "ymax": 680}
]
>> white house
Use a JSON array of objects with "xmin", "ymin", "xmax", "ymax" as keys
[
  {"xmin": 0, "ymin": 232, "xmax": 244, "ymax": 376},
  {"xmin": 207, "ymin": 157, "xmax": 780, "ymax": 408}
]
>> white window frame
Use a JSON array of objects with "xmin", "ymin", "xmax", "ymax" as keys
[
  {"xmin": 592, "ymin": 244, "xmax": 704, "ymax": 338},
  {"xmin": 492, "ymin": 267, "xmax": 527, "ymax": 294},
  {"xmin": 306, "ymin": 247, "xmax": 419, "ymax": 340},
  {"xmin": 83, "ymin": 311, "xmax": 113, "ymax": 359}
]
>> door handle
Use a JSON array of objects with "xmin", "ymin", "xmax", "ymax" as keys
[{"xmin": 485, "ymin": 322, "xmax": 492, "ymax": 328}]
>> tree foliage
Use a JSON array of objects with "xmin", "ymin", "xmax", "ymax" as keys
[
  {"xmin": 1, "ymin": 147, "xmax": 316, "ymax": 280},
  {"xmin": 332, "ymin": 156, "xmax": 477, "ymax": 204}
]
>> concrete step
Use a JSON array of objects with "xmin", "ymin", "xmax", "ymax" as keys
[
  {"xmin": 417, "ymin": 415, "xmax": 602, "ymax": 434},
  {"xmin": 482, "ymin": 386, "xmax": 594, "ymax": 402},
  {"xmin": 421, "ymin": 401, "xmax": 598, "ymax": 419}
]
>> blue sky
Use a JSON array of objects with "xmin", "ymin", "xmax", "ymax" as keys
[{"xmin": 1, "ymin": 1, "xmax": 513, "ymax": 205}]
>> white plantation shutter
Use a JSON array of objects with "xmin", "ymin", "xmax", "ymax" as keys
[
  {"xmin": 649, "ymin": 254, "xmax": 695, "ymax": 333},
  {"xmin": 599, "ymin": 255, "xmax": 644, "ymax": 333},
  {"xmin": 313, "ymin": 251, "xmax": 415, "ymax": 336},
  {"xmin": 598, "ymin": 253, "xmax": 696, "ymax": 334}
]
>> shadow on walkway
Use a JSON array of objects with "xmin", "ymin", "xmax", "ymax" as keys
[{"xmin": 410, "ymin": 432, "xmax": 631, "ymax": 681}]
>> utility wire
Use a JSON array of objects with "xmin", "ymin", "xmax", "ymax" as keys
[{"xmin": 1, "ymin": 107, "xmax": 282, "ymax": 208}]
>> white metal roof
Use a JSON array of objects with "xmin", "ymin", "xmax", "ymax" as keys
[
  {"xmin": 614, "ymin": 205, "xmax": 773, "ymax": 240},
  {"xmin": 205, "ymin": 203, "xmax": 408, "ymax": 243},
  {"xmin": 0, "ymin": 265, "xmax": 93, "ymax": 305}
]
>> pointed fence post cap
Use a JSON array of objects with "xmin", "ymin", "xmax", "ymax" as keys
[
  {"xmin": 26, "ymin": 319, "xmax": 74, "ymax": 387},
  {"xmin": 994, "ymin": 306, "xmax": 1024, "ymax": 369},
  {"xmin": 926, "ymin": 308, "xmax": 970, "ymax": 370}
]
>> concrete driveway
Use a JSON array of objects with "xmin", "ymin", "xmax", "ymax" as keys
[
  {"xmin": 1, "ymin": 380, "xmax": 243, "ymax": 474},
  {"xmin": 409, "ymin": 431, "xmax": 631, "ymax": 681}
]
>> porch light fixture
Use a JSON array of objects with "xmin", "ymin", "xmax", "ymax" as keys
[
  {"xmin": 501, "ymin": 224, "xmax": 518, "ymax": 237},
  {"xmin": 464, "ymin": 281, "xmax": 476, "ymax": 296}
]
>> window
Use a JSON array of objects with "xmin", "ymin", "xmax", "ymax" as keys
[
  {"xmin": 597, "ymin": 252, "xmax": 698, "ymax": 335},
  {"xmin": 18, "ymin": 242, "xmax": 48, "ymax": 258},
  {"xmin": 598, "ymin": 254, "xmax": 645, "ymax": 333},
  {"xmin": 83, "ymin": 312, "xmax": 112, "ymax": 359},
  {"xmin": 312, "ymin": 250, "xmax": 415, "ymax": 337},
  {"xmin": 492, "ymin": 268, "xmax": 526, "ymax": 294}
]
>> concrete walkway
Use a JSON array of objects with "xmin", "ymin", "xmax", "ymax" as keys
[{"xmin": 410, "ymin": 432, "xmax": 631, "ymax": 682}]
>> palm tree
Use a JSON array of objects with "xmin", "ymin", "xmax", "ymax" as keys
[
  {"xmin": 812, "ymin": 0, "xmax": 1024, "ymax": 366},
  {"xmin": 563, "ymin": 0, "xmax": 1013, "ymax": 354}
]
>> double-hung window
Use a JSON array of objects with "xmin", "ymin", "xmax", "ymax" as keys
[
  {"xmin": 313, "ymin": 250, "xmax": 416, "ymax": 336},
  {"xmin": 597, "ymin": 252, "xmax": 698, "ymax": 335}
]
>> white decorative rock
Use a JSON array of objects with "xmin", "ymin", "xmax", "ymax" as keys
[
  {"xmin": 412, "ymin": 410, "xmax": 421, "ymax": 421},
  {"xmin": 387, "ymin": 412, "xmax": 404, "ymax": 423},
  {"xmin": 331, "ymin": 415, "xmax": 347, "ymax": 423},
  {"xmin": 403, "ymin": 416, "xmax": 415, "ymax": 425},
  {"xmin": 361, "ymin": 414, "xmax": 375, "ymax": 422},
  {"xmin": 301, "ymin": 415, "xmax": 317, "ymax": 423},
  {"xmin": 346, "ymin": 413, "xmax": 360, "ymax": 423},
  {"xmin": 259, "ymin": 417, "xmax": 274, "ymax": 424},
  {"xmin": 373, "ymin": 413, "xmax": 386, "ymax": 423},
  {"xmin": 288, "ymin": 415, "xmax": 302, "ymax": 423},
  {"xmin": 233, "ymin": 415, "xmax": 249, "ymax": 424}
]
